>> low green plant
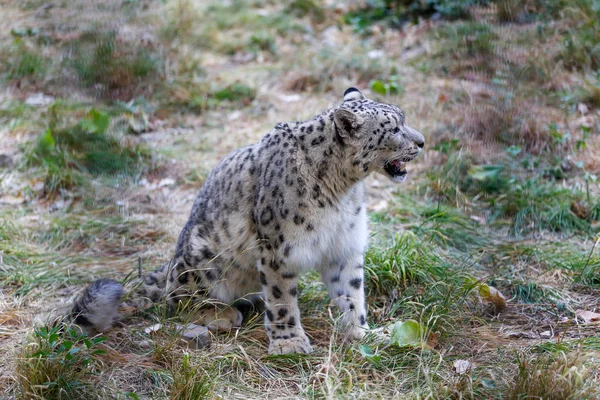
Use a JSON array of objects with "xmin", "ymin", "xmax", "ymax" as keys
[
  {"xmin": 561, "ymin": 0, "xmax": 600, "ymax": 71},
  {"xmin": 24, "ymin": 107, "xmax": 151, "ymax": 196},
  {"xmin": 211, "ymin": 82, "xmax": 256, "ymax": 104},
  {"xmin": 169, "ymin": 353, "xmax": 216, "ymax": 400},
  {"xmin": 370, "ymin": 75, "xmax": 404, "ymax": 96},
  {"xmin": 344, "ymin": 0, "xmax": 485, "ymax": 33},
  {"xmin": 436, "ymin": 22, "xmax": 498, "ymax": 57},
  {"xmin": 285, "ymin": 0, "xmax": 326, "ymax": 23},
  {"xmin": 16, "ymin": 323, "xmax": 106, "ymax": 399},
  {"xmin": 248, "ymin": 32, "xmax": 276, "ymax": 55},
  {"xmin": 3, "ymin": 38, "xmax": 47, "ymax": 80},
  {"xmin": 489, "ymin": 178, "xmax": 592, "ymax": 235},
  {"xmin": 67, "ymin": 30, "xmax": 162, "ymax": 98},
  {"xmin": 365, "ymin": 232, "xmax": 442, "ymax": 297},
  {"xmin": 413, "ymin": 206, "xmax": 485, "ymax": 251}
]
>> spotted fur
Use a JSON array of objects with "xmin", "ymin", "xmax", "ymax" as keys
[{"xmin": 73, "ymin": 88, "xmax": 424, "ymax": 354}]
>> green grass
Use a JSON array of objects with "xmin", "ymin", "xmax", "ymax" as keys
[
  {"xmin": 0, "ymin": 210, "xmax": 92, "ymax": 296},
  {"xmin": 435, "ymin": 22, "xmax": 498, "ymax": 58},
  {"xmin": 67, "ymin": 30, "xmax": 162, "ymax": 99},
  {"xmin": 169, "ymin": 353, "xmax": 216, "ymax": 399},
  {"xmin": 343, "ymin": 0, "xmax": 478, "ymax": 34},
  {"xmin": 2, "ymin": 0, "xmax": 600, "ymax": 398},
  {"xmin": 425, "ymin": 150, "xmax": 599, "ymax": 236},
  {"xmin": 561, "ymin": 0, "xmax": 600, "ymax": 71},
  {"xmin": 15, "ymin": 324, "xmax": 107, "ymax": 400},
  {"xmin": 23, "ymin": 107, "xmax": 152, "ymax": 197},
  {"xmin": 2, "ymin": 39, "xmax": 47, "ymax": 80}
]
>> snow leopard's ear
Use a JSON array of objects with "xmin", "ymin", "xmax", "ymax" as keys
[
  {"xmin": 343, "ymin": 87, "xmax": 365, "ymax": 102},
  {"xmin": 334, "ymin": 108, "xmax": 364, "ymax": 138}
]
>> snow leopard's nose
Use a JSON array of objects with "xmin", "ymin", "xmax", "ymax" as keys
[{"xmin": 405, "ymin": 125, "xmax": 425, "ymax": 149}]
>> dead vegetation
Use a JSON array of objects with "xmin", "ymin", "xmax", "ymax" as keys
[{"xmin": 1, "ymin": 0, "xmax": 599, "ymax": 398}]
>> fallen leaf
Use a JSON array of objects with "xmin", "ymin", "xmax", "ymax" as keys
[
  {"xmin": 389, "ymin": 320, "xmax": 430, "ymax": 349},
  {"xmin": 358, "ymin": 344, "xmax": 381, "ymax": 364},
  {"xmin": 453, "ymin": 359, "xmax": 475, "ymax": 374},
  {"xmin": 144, "ymin": 323, "xmax": 163, "ymax": 334},
  {"xmin": 575, "ymin": 310, "xmax": 600, "ymax": 323},
  {"xmin": 0, "ymin": 195, "xmax": 25, "ymax": 205},
  {"xmin": 479, "ymin": 284, "xmax": 507, "ymax": 311}
]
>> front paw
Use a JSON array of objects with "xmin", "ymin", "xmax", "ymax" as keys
[{"xmin": 269, "ymin": 334, "xmax": 313, "ymax": 355}]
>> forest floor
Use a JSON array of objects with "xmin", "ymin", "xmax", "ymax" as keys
[{"xmin": 0, "ymin": 0, "xmax": 599, "ymax": 398}]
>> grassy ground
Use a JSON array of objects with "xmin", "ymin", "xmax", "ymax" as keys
[{"xmin": 1, "ymin": 0, "xmax": 599, "ymax": 398}]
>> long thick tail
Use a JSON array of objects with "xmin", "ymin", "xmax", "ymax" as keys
[{"xmin": 69, "ymin": 278, "xmax": 124, "ymax": 333}]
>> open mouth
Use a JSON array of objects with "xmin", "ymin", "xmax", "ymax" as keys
[{"xmin": 384, "ymin": 159, "xmax": 407, "ymax": 178}]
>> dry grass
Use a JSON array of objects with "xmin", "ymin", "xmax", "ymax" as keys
[
  {"xmin": 1, "ymin": 0, "xmax": 600, "ymax": 398},
  {"xmin": 508, "ymin": 351, "xmax": 597, "ymax": 400}
]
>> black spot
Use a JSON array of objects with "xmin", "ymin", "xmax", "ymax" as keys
[
  {"xmin": 349, "ymin": 303, "xmax": 355, "ymax": 310},
  {"xmin": 276, "ymin": 323, "xmax": 285, "ymax": 330},
  {"xmin": 260, "ymin": 271, "xmax": 268, "ymax": 285},
  {"xmin": 282, "ymin": 272, "xmax": 296, "ymax": 279},
  {"xmin": 331, "ymin": 275, "xmax": 340, "ymax": 283},
  {"xmin": 306, "ymin": 223, "xmax": 314, "ymax": 231},
  {"xmin": 289, "ymin": 287, "xmax": 297, "ymax": 297},
  {"xmin": 355, "ymin": 206, "xmax": 361, "ymax": 215},
  {"xmin": 278, "ymin": 308, "xmax": 288, "ymax": 319},
  {"xmin": 205, "ymin": 270, "xmax": 216, "ymax": 281},
  {"xmin": 145, "ymin": 274, "xmax": 158, "ymax": 286},
  {"xmin": 349, "ymin": 278, "xmax": 362, "ymax": 289},
  {"xmin": 360, "ymin": 315, "xmax": 366, "ymax": 325},
  {"xmin": 311, "ymin": 136, "xmax": 325, "ymax": 146},
  {"xmin": 312, "ymin": 185, "xmax": 321, "ymax": 199},
  {"xmin": 287, "ymin": 317, "xmax": 296, "ymax": 327},
  {"xmin": 272, "ymin": 285, "xmax": 282, "ymax": 299},
  {"xmin": 283, "ymin": 244, "xmax": 292, "ymax": 257},
  {"xmin": 293, "ymin": 214, "xmax": 305, "ymax": 225},
  {"xmin": 260, "ymin": 206, "xmax": 274, "ymax": 226},
  {"xmin": 266, "ymin": 310, "xmax": 274, "ymax": 321},
  {"xmin": 178, "ymin": 272, "xmax": 189, "ymax": 284},
  {"xmin": 74, "ymin": 314, "xmax": 92, "ymax": 327}
]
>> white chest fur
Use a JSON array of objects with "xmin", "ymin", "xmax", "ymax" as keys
[{"xmin": 285, "ymin": 192, "xmax": 368, "ymax": 272}]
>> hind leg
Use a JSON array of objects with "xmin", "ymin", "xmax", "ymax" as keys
[{"xmin": 164, "ymin": 253, "xmax": 245, "ymax": 332}]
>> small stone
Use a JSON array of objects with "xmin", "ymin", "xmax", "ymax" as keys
[
  {"xmin": 540, "ymin": 331, "xmax": 552, "ymax": 339},
  {"xmin": 0, "ymin": 154, "xmax": 13, "ymax": 168},
  {"xmin": 453, "ymin": 359, "xmax": 475, "ymax": 374},
  {"xmin": 181, "ymin": 324, "xmax": 211, "ymax": 349},
  {"xmin": 138, "ymin": 340, "xmax": 152, "ymax": 348}
]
